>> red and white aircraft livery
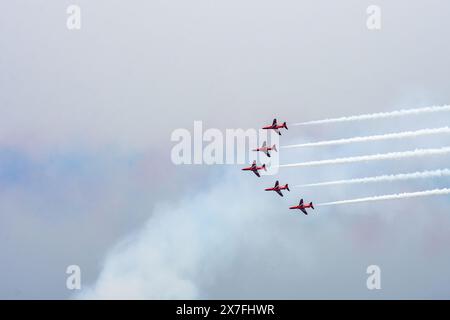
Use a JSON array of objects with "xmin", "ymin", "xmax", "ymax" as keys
[
  {"xmin": 253, "ymin": 141, "xmax": 277, "ymax": 158},
  {"xmin": 289, "ymin": 199, "xmax": 315, "ymax": 215},
  {"xmin": 262, "ymin": 118, "xmax": 288, "ymax": 135},
  {"xmin": 241, "ymin": 160, "xmax": 267, "ymax": 177},
  {"xmin": 265, "ymin": 180, "xmax": 290, "ymax": 197}
]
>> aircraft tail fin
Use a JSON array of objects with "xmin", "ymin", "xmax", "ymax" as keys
[
  {"xmin": 285, "ymin": 184, "xmax": 290, "ymax": 191},
  {"xmin": 310, "ymin": 202, "xmax": 314, "ymax": 210},
  {"xmin": 272, "ymin": 144, "xmax": 277, "ymax": 152},
  {"xmin": 283, "ymin": 122, "xmax": 288, "ymax": 130}
]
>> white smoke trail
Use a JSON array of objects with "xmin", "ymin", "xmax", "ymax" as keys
[
  {"xmin": 293, "ymin": 105, "xmax": 450, "ymax": 126},
  {"xmin": 279, "ymin": 147, "xmax": 450, "ymax": 168},
  {"xmin": 318, "ymin": 188, "xmax": 450, "ymax": 206},
  {"xmin": 297, "ymin": 169, "xmax": 450, "ymax": 188},
  {"xmin": 283, "ymin": 127, "xmax": 450, "ymax": 149}
]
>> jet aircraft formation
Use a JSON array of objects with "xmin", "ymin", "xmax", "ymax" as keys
[{"xmin": 242, "ymin": 118, "xmax": 314, "ymax": 215}]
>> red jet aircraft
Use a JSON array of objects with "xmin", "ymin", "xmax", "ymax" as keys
[
  {"xmin": 253, "ymin": 141, "xmax": 277, "ymax": 158},
  {"xmin": 265, "ymin": 180, "xmax": 290, "ymax": 197},
  {"xmin": 262, "ymin": 118, "xmax": 288, "ymax": 135},
  {"xmin": 241, "ymin": 160, "xmax": 266, "ymax": 177},
  {"xmin": 289, "ymin": 199, "xmax": 315, "ymax": 215}
]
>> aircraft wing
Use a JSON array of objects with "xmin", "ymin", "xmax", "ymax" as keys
[
  {"xmin": 265, "ymin": 150, "xmax": 271, "ymax": 157},
  {"xmin": 274, "ymin": 128, "xmax": 281, "ymax": 135},
  {"xmin": 300, "ymin": 208, "xmax": 308, "ymax": 215},
  {"xmin": 275, "ymin": 190, "xmax": 283, "ymax": 197},
  {"xmin": 253, "ymin": 170, "xmax": 261, "ymax": 177}
]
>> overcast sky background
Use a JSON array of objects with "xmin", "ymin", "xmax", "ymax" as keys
[{"xmin": 1, "ymin": 1, "xmax": 450, "ymax": 299}]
